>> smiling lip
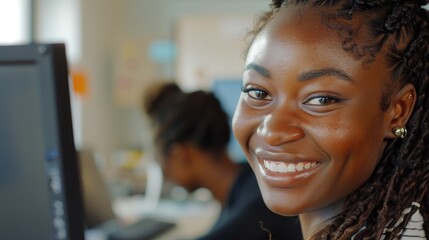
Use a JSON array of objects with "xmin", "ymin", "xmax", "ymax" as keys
[{"xmin": 255, "ymin": 150, "xmax": 321, "ymax": 188}]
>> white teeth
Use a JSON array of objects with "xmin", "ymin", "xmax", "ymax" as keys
[
  {"xmin": 296, "ymin": 162, "xmax": 304, "ymax": 171},
  {"xmin": 264, "ymin": 161, "xmax": 269, "ymax": 169},
  {"xmin": 278, "ymin": 163, "xmax": 288, "ymax": 172},
  {"xmin": 304, "ymin": 163, "xmax": 311, "ymax": 169},
  {"xmin": 287, "ymin": 164, "xmax": 296, "ymax": 172},
  {"xmin": 269, "ymin": 162, "xmax": 278, "ymax": 172},
  {"xmin": 263, "ymin": 160, "xmax": 318, "ymax": 173}
]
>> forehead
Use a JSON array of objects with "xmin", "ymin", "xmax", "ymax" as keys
[
  {"xmin": 269, "ymin": 6, "xmax": 338, "ymax": 43},
  {"xmin": 246, "ymin": 5, "xmax": 390, "ymax": 83},
  {"xmin": 249, "ymin": 6, "xmax": 345, "ymax": 60},
  {"xmin": 261, "ymin": 5, "xmax": 379, "ymax": 54}
]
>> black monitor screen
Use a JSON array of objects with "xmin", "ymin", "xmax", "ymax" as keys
[{"xmin": 0, "ymin": 44, "xmax": 84, "ymax": 240}]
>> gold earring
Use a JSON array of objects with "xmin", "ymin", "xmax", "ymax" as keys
[{"xmin": 393, "ymin": 126, "xmax": 407, "ymax": 139}]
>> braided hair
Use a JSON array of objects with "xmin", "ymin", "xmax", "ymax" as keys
[
  {"xmin": 143, "ymin": 82, "xmax": 230, "ymax": 159},
  {"xmin": 248, "ymin": 1, "xmax": 429, "ymax": 239}
]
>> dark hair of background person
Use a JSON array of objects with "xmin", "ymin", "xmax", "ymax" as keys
[
  {"xmin": 246, "ymin": 0, "xmax": 429, "ymax": 239},
  {"xmin": 143, "ymin": 82, "xmax": 231, "ymax": 160}
]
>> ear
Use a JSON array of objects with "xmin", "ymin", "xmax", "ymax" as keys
[{"xmin": 385, "ymin": 83, "xmax": 416, "ymax": 139}]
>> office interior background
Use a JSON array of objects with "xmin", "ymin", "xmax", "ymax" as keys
[
  {"xmin": 2, "ymin": 1, "xmax": 428, "ymax": 238},
  {"xmin": 0, "ymin": 0, "xmax": 269, "ymax": 231}
]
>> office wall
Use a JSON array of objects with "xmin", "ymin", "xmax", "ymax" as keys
[
  {"xmin": 122, "ymin": 0, "xmax": 267, "ymax": 38},
  {"xmin": 79, "ymin": 0, "xmax": 128, "ymax": 156},
  {"xmin": 36, "ymin": 0, "xmax": 268, "ymax": 159},
  {"xmin": 95, "ymin": 1, "xmax": 267, "ymax": 157}
]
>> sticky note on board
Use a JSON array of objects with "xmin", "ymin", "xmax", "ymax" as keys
[{"xmin": 71, "ymin": 70, "xmax": 89, "ymax": 96}]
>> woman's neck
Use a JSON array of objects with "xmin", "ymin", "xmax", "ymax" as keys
[
  {"xmin": 202, "ymin": 153, "xmax": 239, "ymax": 205},
  {"xmin": 299, "ymin": 200, "xmax": 344, "ymax": 239}
]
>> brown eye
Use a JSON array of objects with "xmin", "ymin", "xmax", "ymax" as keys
[
  {"xmin": 304, "ymin": 96, "xmax": 340, "ymax": 105},
  {"xmin": 249, "ymin": 89, "xmax": 269, "ymax": 99},
  {"xmin": 241, "ymin": 87, "xmax": 272, "ymax": 100}
]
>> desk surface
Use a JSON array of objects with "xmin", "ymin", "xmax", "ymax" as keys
[{"xmin": 86, "ymin": 196, "xmax": 221, "ymax": 240}]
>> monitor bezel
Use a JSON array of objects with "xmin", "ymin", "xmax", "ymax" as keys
[{"xmin": 0, "ymin": 43, "xmax": 85, "ymax": 240}]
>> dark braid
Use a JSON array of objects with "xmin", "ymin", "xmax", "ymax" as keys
[
  {"xmin": 249, "ymin": 1, "xmax": 429, "ymax": 239},
  {"xmin": 143, "ymin": 82, "xmax": 231, "ymax": 159}
]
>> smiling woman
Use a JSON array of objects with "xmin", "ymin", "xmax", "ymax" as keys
[{"xmin": 232, "ymin": 0, "xmax": 429, "ymax": 239}]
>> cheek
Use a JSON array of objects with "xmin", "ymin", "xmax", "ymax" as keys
[
  {"xmin": 315, "ymin": 119, "xmax": 382, "ymax": 158},
  {"xmin": 164, "ymin": 161, "xmax": 182, "ymax": 182},
  {"xmin": 165, "ymin": 161, "xmax": 197, "ymax": 191},
  {"xmin": 312, "ymin": 116, "xmax": 386, "ymax": 183},
  {"xmin": 232, "ymin": 103, "xmax": 246, "ymax": 145},
  {"xmin": 162, "ymin": 163, "xmax": 174, "ymax": 181},
  {"xmin": 232, "ymin": 102, "xmax": 259, "ymax": 154}
]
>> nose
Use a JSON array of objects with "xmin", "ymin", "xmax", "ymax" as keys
[{"xmin": 257, "ymin": 112, "xmax": 305, "ymax": 146}]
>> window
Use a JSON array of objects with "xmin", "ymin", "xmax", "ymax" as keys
[{"xmin": 0, "ymin": 0, "xmax": 30, "ymax": 45}]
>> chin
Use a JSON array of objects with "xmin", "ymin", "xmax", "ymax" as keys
[
  {"xmin": 265, "ymin": 199, "xmax": 303, "ymax": 217},
  {"xmin": 260, "ymin": 187, "xmax": 305, "ymax": 216}
]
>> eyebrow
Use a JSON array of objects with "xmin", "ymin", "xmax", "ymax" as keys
[
  {"xmin": 245, "ymin": 63, "xmax": 353, "ymax": 83},
  {"xmin": 298, "ymin": 68, "xmax": 353, "ymax": 82},
  {"xmin": 245, "ymin": 63, "xmax": 271, "ymax": 78}
]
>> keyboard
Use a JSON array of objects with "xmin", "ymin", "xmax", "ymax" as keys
[{"xmin": 97, "ymin": 217, "xmax": 176, "ymax": 240}]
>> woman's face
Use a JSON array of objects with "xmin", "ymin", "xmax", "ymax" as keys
[
  {"xmin": 155, "ymin": 144, "xmax": 197, "ymax": 192},
  {"xmin": 232, "ymin": 6, "xmax": 393, "ymax": 216}
]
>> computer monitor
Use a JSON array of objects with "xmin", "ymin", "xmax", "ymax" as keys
[{"xmin": 0, "ymin": 44, "xmax": 85, "ymax": 240}]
